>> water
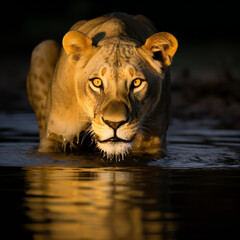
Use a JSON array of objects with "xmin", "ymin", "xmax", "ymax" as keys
[{"xmin": 0, "ymin": 113, "xmax": 240, "ymax": 239}]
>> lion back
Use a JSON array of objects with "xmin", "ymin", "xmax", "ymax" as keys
[{"xmin": 27, "ymin": 40, "xmax": 60, "ymax": 136}]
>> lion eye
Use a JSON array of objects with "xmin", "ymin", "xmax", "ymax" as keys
[
  {"xmin": 91, "ymin": 78, "xmax": 102, "ymax": 88},
  {"xmin": 132, "ymin": 78, "xmax": 143, "ymax": 88}
]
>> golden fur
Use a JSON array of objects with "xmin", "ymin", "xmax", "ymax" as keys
[{"xmin": 27, "ymin": 12, "xmax": 178, "ymax": 160}]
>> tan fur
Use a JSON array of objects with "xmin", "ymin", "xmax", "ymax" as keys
[
  {"xmin": 27, "ymin": 40, "xmax": 60, "ymax": 136},
  {"xmin": 26, "ymin": 12, "xmax": 178, "ymax": 159}
]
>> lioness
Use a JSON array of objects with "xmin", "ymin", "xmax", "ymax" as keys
[{"xmin": 27, "ymin": 12, "xmax": 178, "ymax": 160}]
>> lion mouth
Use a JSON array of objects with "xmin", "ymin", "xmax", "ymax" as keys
[
  {"xmin": 98, "ymin": 136, "xmax": 132, "ymax": 143},
  {"xmin": 91, "ymin": 123, "xmax": 136, "ymax": 160},
  {"xmin": 95, "ymin": 135, "xmax": 134, "ymax": 160}
]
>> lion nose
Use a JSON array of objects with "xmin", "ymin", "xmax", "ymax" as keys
[
  {"xmin": 102, "ymin": 119, "xmax": 128, "ymax": 130},
  {"xmin": 102, "ymin": 100, "xmax": 129, "ymax": 129}
]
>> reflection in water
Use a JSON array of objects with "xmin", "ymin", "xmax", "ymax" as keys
[{"xmin": 23, "ymin": 167, "xmax": 178, "ymax": 240}]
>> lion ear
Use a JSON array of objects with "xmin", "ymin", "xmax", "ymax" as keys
[
  {"xmin": 142, "ymin": 32, "xmax": 178, "ymax": 68},
  {"xmin": 62, "ymin": 31, "xmax": 92, "ymax": 62}
]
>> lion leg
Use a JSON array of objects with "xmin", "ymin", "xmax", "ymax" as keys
[{"xmin": 27, "ymin": 40, "xmax": 60, "ymax": 137}]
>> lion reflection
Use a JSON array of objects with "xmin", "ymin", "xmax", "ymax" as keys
[{"xmin": 23, "ymin": 167, "xmax": 178, "ymax": 239}]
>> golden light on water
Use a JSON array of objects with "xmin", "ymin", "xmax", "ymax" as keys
[{"xmin": 23, "ymin": 167, "xmax": 179, "ymax": 240}]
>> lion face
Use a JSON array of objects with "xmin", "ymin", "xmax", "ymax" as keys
[{"xmin": 62, "ymin": 32, "xmax": 177, "ymax": 159}]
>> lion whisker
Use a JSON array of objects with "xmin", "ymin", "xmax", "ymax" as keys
[
  {"xmin": 80, "ymin": 126, "xmax": 94, "ymax": 145},
  {"xmin": 138, "ymin": 125, "xmax": 151, "ymax": 137}
]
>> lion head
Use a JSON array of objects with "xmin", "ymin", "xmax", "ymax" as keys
[{"xmin": 58, "ymin": 30, "xmax": 177, "ymax": 159}]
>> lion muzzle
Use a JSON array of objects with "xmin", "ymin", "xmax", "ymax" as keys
[{"xmin": 101, "ymin": 100, "xmax": 130, "ymax": 142}]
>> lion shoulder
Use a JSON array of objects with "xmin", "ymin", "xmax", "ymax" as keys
[{"xmin": 70, "ymin": 12, "xmax": 157, "ymax": 44}]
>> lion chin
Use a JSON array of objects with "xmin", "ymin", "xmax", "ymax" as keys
[{"xmin": 97, "ymin": 141, "xmax": 133, "ymax": 161}]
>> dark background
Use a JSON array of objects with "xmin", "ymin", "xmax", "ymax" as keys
[
  {"xmin": 0, "ymin": 0, "xmax": 240, "ymax": 127},
  {"xmin": 1, "ymin": 0, "xmax": 239, "ymax": 54}
]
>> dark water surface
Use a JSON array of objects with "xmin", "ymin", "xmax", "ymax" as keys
[{"xmin": 0, "ymin": 113, "xmax": 240, "ymax": 240}]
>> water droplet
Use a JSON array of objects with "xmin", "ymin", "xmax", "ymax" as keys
[{"xmin": 62, "ymin": 137, "xmax": 68, "ymax": 152}]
